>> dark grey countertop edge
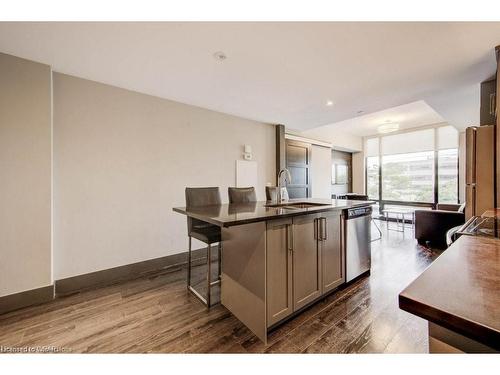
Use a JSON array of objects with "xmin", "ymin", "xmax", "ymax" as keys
[
  {"xmin": 172, "ymin": 200, "xmax": 375, "ymax": 228},
  {"xmin": 172, "ymin": 207, "xmax": 227, "ymax": 227}
]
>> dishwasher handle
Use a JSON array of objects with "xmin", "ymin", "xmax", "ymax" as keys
[{"xmin": 346, "ymin": 206, "xmax": 372, "ymax": 220}]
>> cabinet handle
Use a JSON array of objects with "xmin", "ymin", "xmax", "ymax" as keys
[
  {"xmin": 490, "ymin": 93, "xmax": 496, "ymax": 116},
  {"xmin": 287, "ymin": 224, "xmax": 293, "ymax": 252},
  {"xmin": 322, "ymin": 218, "xmax": 327, "ymax": 241},
  {"xmin": 314, "ymin": 218, "xmax": 318, "ymax": 240}
]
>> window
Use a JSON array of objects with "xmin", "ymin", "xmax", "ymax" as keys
[
  {"xmin": 437, "ymin": 126, "xmax": 459, "ymax": 204},
  {"xmin": 438, "ymin": 149, "xmax": 458, "ymax": 203},
  {"xmin": 365, "ymin": 125, "xmax": 459, "ymax": 206},
  {"xmin": 365, "ymin": 138, "xmax": 380, "ymax": 200},
  {"xmin": 366, "ymin": 157, "xmax": 379, "ymax": 199},
  {"xmin": 382, "ymin": 151, "xmax": 434, "ymax": 202}
]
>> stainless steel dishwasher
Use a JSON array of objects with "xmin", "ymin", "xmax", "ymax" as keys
[{"xmin": 345, "ymin": 206, "xmax": 372, "ymax": 282}]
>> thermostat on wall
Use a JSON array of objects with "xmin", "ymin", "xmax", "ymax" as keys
[{"xmin": 243, "ymin": 144, "xmax": 253, "ymax": 160}]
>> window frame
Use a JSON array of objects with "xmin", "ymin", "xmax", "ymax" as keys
[{"xmin": 364, "ymin": 125, "xmax": 460, "ymax": 213}]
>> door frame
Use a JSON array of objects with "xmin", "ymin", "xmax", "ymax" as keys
[{"xmin": 285, "ymin": 139, "xmax": 312, "ymax": 199}]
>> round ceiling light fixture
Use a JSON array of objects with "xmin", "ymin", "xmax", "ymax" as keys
[
  {"xmin": 213, "ymin": 51, "xmax": 227, "ymax": 61},
  {"xmin": 377, "ymin": 123, "xmax": 399, "ymax": 134},
  {"xmin": 326, "ymin": 100, "xmax": 334, "ymax": 107}
]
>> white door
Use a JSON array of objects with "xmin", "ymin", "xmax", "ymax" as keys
[{"xmin": 311, "ymin": 145, "xmax": 332, "ymax": 199}]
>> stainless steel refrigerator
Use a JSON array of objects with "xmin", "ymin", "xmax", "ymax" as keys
[{"xmin": 465, "ymin": 125, "xmax": 495, "ymax": 219}]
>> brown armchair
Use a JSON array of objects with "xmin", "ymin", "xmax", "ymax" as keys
[{"xmin": 414, "ymin": 203, "xmax": 465, "ymax": 249}]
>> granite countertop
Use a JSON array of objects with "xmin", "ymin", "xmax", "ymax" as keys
[
  {"xmin": 173, "ymin": 198, "xmax": 375, "ymax": 227},
  {"xmin": 399, "ymin": 235, "xmax": 500, "ymax": 350}
]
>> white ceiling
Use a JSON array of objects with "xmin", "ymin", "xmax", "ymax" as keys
[
  {"xmin": 302, "ymin": 100, "xmax": 446, "ymax": 138},
  {"xmin": 0, "ymin": 22, "xmax": 498, "ymax": 131}
]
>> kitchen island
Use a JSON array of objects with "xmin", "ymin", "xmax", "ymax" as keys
[
  {"xmin": 173, "ymin": 198, "xmax": 374, "ymax": 343},
  {"xmin": 399, "ymin": 235, "xmax": 500, "ymax": 353}
]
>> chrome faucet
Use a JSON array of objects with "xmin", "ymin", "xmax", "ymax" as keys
[{"xmin": 277, "ymin": 168, "xmax": 292, "ymax": 202}]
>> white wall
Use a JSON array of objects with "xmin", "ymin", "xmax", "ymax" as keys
[
  {"xmin": 296, "ymin": 128, "xmax": 364, "ymax": 196},
  {"xmin": 299, "ymin": 128, "xmax": 363, "ymax": 152},
  {"xmin": 53, "ymin": 73, "xmax": 276, "ymax": 279},
  {"xmin": 311, "ymin": 145, "xmax": 332, "ymax": 199},
  {"xmin": 0, "ymin": 53, "xmax": 52, "ymax": 297}
]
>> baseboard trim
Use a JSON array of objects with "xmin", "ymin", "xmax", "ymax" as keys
[
  {"xmin": 0, "ymin": 246, "xmax": 216, "ymax": 315},
  {"xmin": 55, "ymin": 247, "xmax": 212, "ymax": 296},
  {"xmin": 0, "ymin": 285, "xmax": 55, "ymax": 315}
]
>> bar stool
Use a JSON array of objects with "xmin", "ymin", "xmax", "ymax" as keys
[
  {"xmin": 265, "ymin": 186, "xmax": 289, "ymax": 201},
  {"xmin": 185, "ymin": 187, "xmax": 222, "ymax": 307},
  {"xmin": 228, "ymin": 187, "xmax": 257, "ymax": 203}
]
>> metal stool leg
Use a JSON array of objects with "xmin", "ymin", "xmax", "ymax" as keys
[
  {"xmin": 371, "ymin": 218, "xmax": 382, "ymax": 242},
  {"xmin": 186, "ymin": 239, "xmax": 220, "ymax": 308},
  {"xmin": 400, "ymin": 213, "xmax": 405, "ymax": 236},
  {"xmin": 187, "ymin": 236, "xmax": 192, "ymax": 288},
  {"xmin": 207, "ymin": 243, "xmax": 212, "ymax": 308}
]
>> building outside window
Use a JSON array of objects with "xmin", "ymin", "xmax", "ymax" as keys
[
  {"xmin": 366, "ymin": 156, "xmax": 380, "ymax": 200},
  {"xmin": 382, "ymin": 151, "xmax": 434, "ymax": 202},
  {"xmin": 365, "ymin": 125, "xmax": 459, "ymax": 211}
]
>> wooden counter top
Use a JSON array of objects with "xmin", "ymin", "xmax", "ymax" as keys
[
  {"xmin": 399, "ymin": 235, "xmax": 500, "ymax": 350},
  {"xmin": 481, "ymin": 208, "xmax": 500, "ymax": 218}
]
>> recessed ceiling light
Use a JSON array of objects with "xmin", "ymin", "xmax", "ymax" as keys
[
  {"xmin": 213, "ymin": 51, "xmax": 227, "ymax": 61},
  {"xmin": 377, "ymin": 123, "xmax": 400, "ymax": 134},
  {"xmin": 326, "ymin": 100, "xmax": 334, "ymax": 107}
]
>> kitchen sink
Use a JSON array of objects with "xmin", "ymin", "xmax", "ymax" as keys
[{"xmin": 265, "ymin": 202, "xmax": 330, "ymax": 209}]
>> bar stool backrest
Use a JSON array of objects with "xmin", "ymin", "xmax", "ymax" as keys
[
  {"xmin": 228, "ymin": 187, "xmax": 257, "ymax": 203},
  {"xmin": 266, "ymin": 186, "xmax": 289, "ymax": 201},
  {"xmin": 185, "ymin": 187, "xmax": 221, "ymax": 233}
]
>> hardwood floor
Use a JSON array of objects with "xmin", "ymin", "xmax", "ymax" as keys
[{"xmin": 0, "ymin": 221, "xmax": 441, "ymax": 353}]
